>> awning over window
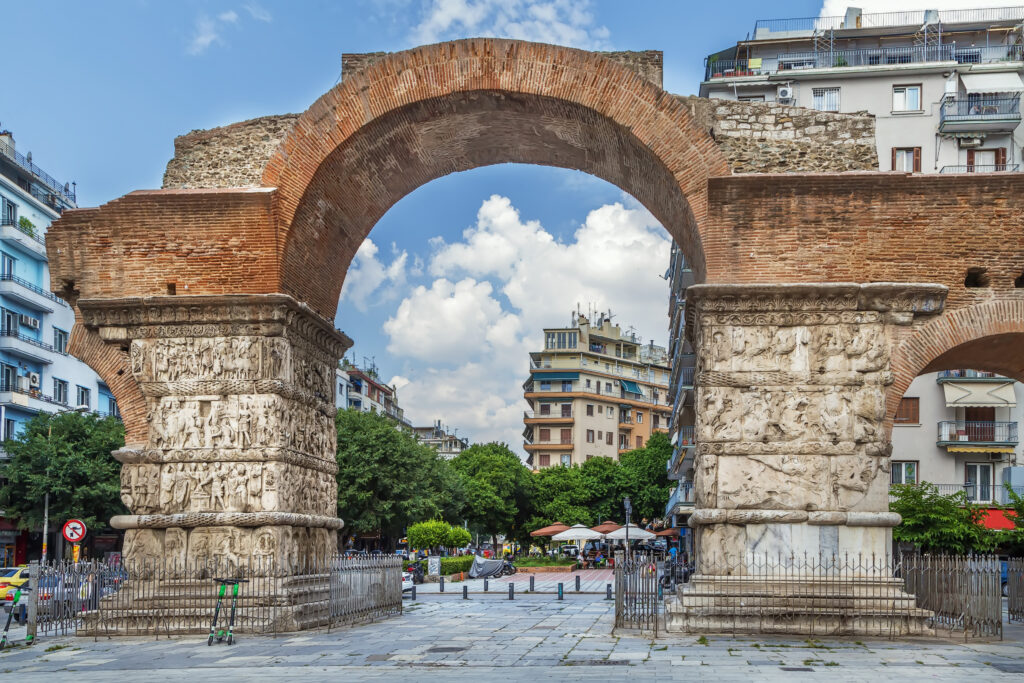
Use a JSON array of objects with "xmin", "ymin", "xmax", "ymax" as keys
[
  {"xmin": 620, "ymin": 380, "xmax": 644, "ymax": 395},
  {"xmin": 531, "ymin": 372, "xmax": 579, "ymax": 381},
  {"xmin": 941, "ymin": 381, "xmax": 1016, "ymax": 408},
  {"xmin": 946, "ymin": 445, "xmax": 1016, "ymax": 453},
  {"xmin": 960, "ymin": 71, "xmax": 1024, "ymax": 93}
]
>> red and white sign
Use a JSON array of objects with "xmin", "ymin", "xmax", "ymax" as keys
[{"xmin": 62, "ymin": 519, "xmax": 87, "ymax": 543}]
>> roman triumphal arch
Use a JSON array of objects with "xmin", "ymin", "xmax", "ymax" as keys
[{"xmin": 46, "ymin": 39, "xmax": 1024, "ymax": 633}]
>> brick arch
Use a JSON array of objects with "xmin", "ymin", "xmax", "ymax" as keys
[
  {"xmin": 261, "ymin": 39, "xmax": 729, "ymax": 318},
  {"xmin": 887, "ymin": 299, "xmax": 1024, "ymax": 435}
]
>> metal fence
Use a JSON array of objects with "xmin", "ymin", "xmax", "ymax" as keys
[
  {"xmin": 1009, "ymin": 558, "xmax": 1024, "ymax": 623},
  {"xmin": 613, "ymin": 553, "xmax": 659, "ymax": 635},
  {"xmin": 664, "ymin": 553, "xmax": 1008, "ymax": 639},
  {"xmin": 27, "ymin": 555, "xmax": 402, "ymax": 639}
]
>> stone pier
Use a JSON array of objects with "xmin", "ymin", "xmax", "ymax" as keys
[{"xmin": 665, "ymin": 283, "xmax": 943, "ymax": 635}]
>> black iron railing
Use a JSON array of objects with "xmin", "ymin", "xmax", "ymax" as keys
[
  {"xmin": 937, "ymin": 420, "xmax": 1018, "ymax": 444},
  {"xmin": 0, "ymin": 272, "xmax": 66, "ymax": 306},
  {"xmin": 0, "ymin": 138, "xmax": 76, "ymax": 204},
  {"xmin": 941, "ymin": 96, "xmax": 1021, "ymax": 123},
  {"xmin": 753, "ymin": 6, "xmax": 1024, "ymax": 35},
  {"xmin": 0, "ymin": 327, "xmax": 59, "ymax": 354}
]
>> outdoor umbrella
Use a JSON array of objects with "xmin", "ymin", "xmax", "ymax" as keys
[
  {"xmin": 590, "ymin": 521, "xmax": 623, "ymax": 535},
  {"xmin": 655, "ymin": 527, "xmax": 683, "ymax": 537},
  {"xmin": 551, "ymin": 524, "xmax": 604, "ymax": 542},
  {"xmin": 530, "ymin": 522, "xmax": 570, "ymax": 538},
  {"xmin": 603, "ymin": 524, "xmax": 656, "ymax": 541}
]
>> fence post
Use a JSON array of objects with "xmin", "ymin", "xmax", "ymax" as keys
[
  {"xmin": 484, "ymin": 579, "xmax": 489, "ymax": 592},
  {"xmin": 508, "ymin": 583, "xmax": 514, "ymax": 600},
  {"xmin": 25, "ymin": 560, "xmax": 38, "ymax": 645},
  {"xmin": 606, "ymin": 583, "xmax": 612, "ymax": 600},
  {"xmin": 463, "ymin": 585, "xmax": 468, "ymax": 600},
  {"xmin": 529, "ymin": 575, "xmax": 535, "ymax": 592},
  {"xmin": 575, "ymin": 575, "xmax": 581, "ymax": 592},
  {"xmin": 411, "ymin": 585, "xmax": 416, "ymax": 601}
]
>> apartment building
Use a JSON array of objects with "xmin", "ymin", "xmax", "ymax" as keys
[
  {"xmin": 892, "ymin": 372, "xmax": 1023, "ymax": 528},
  {"xmin": 523, "ymin": 313, "xmax": 672, "ymax": 470},
  {"xmin": 412, "ymin": 420, "xmax": 469, "ymax": 460},
  {"xmin": 335, "ymin": 360, "xmax": 412, "ymax": 432},
  {"xmin": 0, "ymin": 127, "xmax": 120, "ymax": 565},
  {"xmin": 700, "ymin": 6, "xmax": 1024, "ymax": 173}
]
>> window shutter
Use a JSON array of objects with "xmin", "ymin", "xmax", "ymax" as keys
[
  {"xmin": 913, "ymin": 147, "xmax": 922, "ymax": 173},
  {"xmin": 891, "ymin": 147, "xmax": 897, "ymax": 171},
  {"xmin": 996, "ymin": 147, "xmax": 1007, "ymax": 169},
  {"xmin": 967, "ymin": 149, "xmax": 975, "ymax": 170}
]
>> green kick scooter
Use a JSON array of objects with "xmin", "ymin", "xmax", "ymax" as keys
[
  {"xmin": 207, "ymin": 578, "xmax": 248, "ymax": 646},
  {"xmin": 0, "ymin": 587, "xmax": 25, "ymax": 651}
]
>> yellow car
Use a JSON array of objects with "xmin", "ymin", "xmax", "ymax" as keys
[{"xmin": 0, "ymin": 567, "xmax": 29, "ymax": 599}]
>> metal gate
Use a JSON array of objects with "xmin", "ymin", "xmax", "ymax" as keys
[
  {"xmin": 1009, "ymin": 558, "xmax": 1024, "ymax": 623},
  {"xmin": 613, "ymin": 554, "xmax": 659, "ymax": 635}
]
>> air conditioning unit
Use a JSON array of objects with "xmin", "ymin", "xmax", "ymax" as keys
[
  {"xmin": 19, "ymin": 314, "xmax": 39, "ymax": 329},
  {"xmin": 777, "ymin": 85, "xmax": 794, "ymax": 103},
  {"xmin": 17, "ymin": 375, "xmax": 30, "ymax": 392},
  {"xmin": 989, "ymin": 452, "xmax": 1005, "ymax": 462},
  {"xmin": 28, "ymin": 372, "xmax": 40, "ymax": 388},
  {"xmin": 959, "ymin": 137, "xmax": 983, "ymax": 149}
]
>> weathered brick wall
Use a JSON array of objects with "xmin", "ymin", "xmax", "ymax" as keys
[
  {"xmin": 679, "ymin": 96, "xmax": 877, "ymax": 173},
  {"xmin": 162, "ymin": 114, "xmax": 300, "ymax": 189}
]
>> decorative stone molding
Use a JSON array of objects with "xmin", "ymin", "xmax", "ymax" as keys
[
  {"xmin": 111, "ymin": 512, "xmax": 344, "ymax": 530},
  {"xmin": 690, "ymin": 509, "xmax": 901, "ymax": 527}
]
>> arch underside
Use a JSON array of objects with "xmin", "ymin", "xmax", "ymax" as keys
[{"xmin": 279, "ymin": 91, "xmax": 702, "ymax": 318}]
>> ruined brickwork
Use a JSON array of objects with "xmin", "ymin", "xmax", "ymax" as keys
[
  {"xmin": 162, "ymin": 115, "xmax": 300, "ymax": 189},
  {"xmin": 681, "ymin": 95, "xmax": 878, "ymax": 173}
]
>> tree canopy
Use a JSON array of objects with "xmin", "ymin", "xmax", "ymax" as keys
[
  {"xmin": 0, "ymin": 411, "xmax": 126, "ymax": 532},
  {"xmin": 889, "ymin": 482, "xmax": 998, "ymax": 554},
  {"xmin": 450, "ymin": 442, "xmax": 534, "ymax": 546}
]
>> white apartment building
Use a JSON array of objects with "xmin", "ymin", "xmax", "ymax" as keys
[
  {"xmin": 412, "ymin": 420, "xmax": 469, "ymax": 460},
  {"xmin": 335, "ymin": 361, "xmax": 412, "ymax": 432},
  {"xmin": 700, "ymin": 6, "xmax": 1024, "ymax": 173}
]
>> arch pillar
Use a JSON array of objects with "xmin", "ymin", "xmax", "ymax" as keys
[
  {"xmin": 74, "ymin": 294, "xmax": 349, "ymax": 633},
  {"xmin": 667, "ymin": 282, "xmax": 946, "ymax": 634}
]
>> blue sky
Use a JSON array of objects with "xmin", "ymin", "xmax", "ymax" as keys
[{"xmin": 5, "ymin": 0, "xmax": 902, "ymax": 451}]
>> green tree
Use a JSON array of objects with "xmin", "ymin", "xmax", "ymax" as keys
[
  {"xmin": 889, "ymin": 482, "xmax": 998, "ymax": 554},
  {"xmin": 450, "ymin": 442, "xmax": 534, "ymax": 547},
  {"xmin": 618, "ymin": 431, "xmax": 673, "ymax": 522},
  {"xmin": 1001, "ymin": 487, "xmax": 1024, "ymax": 555},
  {"xmin": 444, "ymin": 525, "xmax": 472, "ymax": 550},
  {"xmin": 0, "ymin": 411, "xmax": 125, "ymax": 533},
  {"xmin": 335, "ymin": 409, "xmax": 462, "ymax": 547},
  {"xmin": 406, "ymin": 520, "xmax": 450, "ymax": 552}
]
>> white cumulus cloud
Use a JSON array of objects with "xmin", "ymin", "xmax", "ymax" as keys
[
  {"xmin": 339, "ymin": 239, "xmax": 409, "ymax": 312},
  {"xmin": 411, "ymin": 0, "xmax": 610, "ymax": 49}
]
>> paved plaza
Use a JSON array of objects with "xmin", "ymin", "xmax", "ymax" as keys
[
  {"xmin": 416, "ymin": 568, "xmax": 615, "ymax": 594},
  {"xmin": 1, "ymin": 593, "xmax": 1023, "ymax": 681}
]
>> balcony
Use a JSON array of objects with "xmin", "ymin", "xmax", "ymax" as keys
[
  {"xmin": 523, "ymin": 437, "xmax": 573, "ymax": 452},
  {"xmin": 0, "ymin": 328, "xmax": 58, "ymax": 363},
  {"xmin": 665, "ymin": 482, "xmax": 696, "ymax": 516},
  {"xmin": 940, "ymin": 164, "xmax": 1021, "ymax": 174},
  {"xmin": 936, "ymin": 369, "xmax": 1005, "ymax": 382},
  {"xmin": 666, "ymin": 427, "xmax": 696, "ymax": 480},
  {"xmin": 940, "ymin": 97, "xmax": 1021, "ymax": 133},
  {"xmin": 704, "ymin": 44, "xmax": 1023, "ymax": 82},
  {"xmin": 0, "ymin": 218, "xmax": 47, "ymax": 259},
  {"xmin": 524, "ymin": 409, "xmax": 574, "ymax": 423},
  {"xmin": 890, "ymin": 482, "xmax": 1021, "ymax": 505},
  {"xmin": 936, "ymin": 420, "xmax": 1018, "ymax": 447},
  {"xmin": 752, "ymin": 7, "xmax": 1024, "ymax": 39},
  {"xmin": 0, "ymin": 380, "xmax": 68, "ymax": 413},
  {"xmin": 0, "ymin": 272, "xmax": 64, "ymax": 312},
  {"xmin": 0, "ymin": 138, "xmax": 77, "ymax": 208}
]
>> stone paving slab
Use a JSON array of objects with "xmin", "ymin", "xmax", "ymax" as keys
[
  {"xmin": 0, "ymin": 594, "xmax": 1022, "ymax": 680},
  {"xmin": 417, "ymin": 569, "xmax": 614, "ymax": 594}
]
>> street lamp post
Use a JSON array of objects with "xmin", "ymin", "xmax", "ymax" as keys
[{"xmin": 623, "ymin": 496, "xmax": 632, "ymax": 560}]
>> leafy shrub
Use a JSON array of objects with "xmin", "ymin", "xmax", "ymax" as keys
[
  {"xmin": 445, "ymin": 525, "xmax": 471, "ymax": 549},
  {"xmin": 407, "ymin": 520, "xmax": 450, "ymax": 551},
  {"xmin": 440, "ymin": 556, "xmax": 474, "ymax": 575}
]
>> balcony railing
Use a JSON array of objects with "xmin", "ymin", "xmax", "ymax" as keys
[
  {"xmin": 936, "ymin": 369, "xmax": 1004, "ymax": 381},
  {"xmin": 890, "ymin": 482, "xmax": 1021, "ymax": 504},
  {"xmin": 705, "ymin": 44, "xmax": 1023, "ymax": 81},
  {"xmin": 941, "ymin": 97, "xmax": 1020, "ymax": 123},
  {"xmin": 0, "ymin": 380, "xmax": 68, "ymax": 408},
  {"xmin": 0, "ymin": 272, "xmax": 66, "ymax": 306},
  {"xmin": 939, "ymin": 164, "xmax": 1021, "ymax": 174},
  {"xmin": 936, "ymin": 420, "xmax": 1018, "ymax": 444},
  {"xmin": 0, "ymin": 216, "xmax": 46, "ymax": 245},
  {"xmin": 0, "ymin": 138, "xmax": 76, "ymax": 204},
  {"xmin": 753, "ymin": 7, "xmax": 1024, "ymax": 36},
  {"xmin": 665, "ymin": 482, "xmax": 696, "ymax": 516},
  {"xmin": 0, "ymin": 327, "xmax": 60, "ymax": 354},
  {"xmin": 525, "ymin": 410, "xmax": 573, "ymax": 419}
]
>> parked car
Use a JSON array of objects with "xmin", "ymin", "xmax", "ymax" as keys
[
  {"xmin": 0, "ymin": 567, "xmax": 29, "ymax": 601},
  {"xmin": 401, "ymin": 570, "xmax": 414, "ymax": 593},
  {"xmin": 558, "ymin": 545, "xmax": 579, "ymax": 558}
]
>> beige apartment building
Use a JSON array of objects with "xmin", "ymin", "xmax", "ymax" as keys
[{"xmin": 523, "ymin": 314, "xmax": 671, "ymax": 469}]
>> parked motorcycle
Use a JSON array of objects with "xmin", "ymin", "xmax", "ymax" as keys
[
  {"xmin": 500, "ymin": 559, "xmax": 517, "ymax": 577},
  {"xmin": 407, "ymin": 560, "xmax": 425, "ymax": 584}
]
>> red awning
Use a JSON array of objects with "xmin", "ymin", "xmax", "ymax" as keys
[
  {"xmin": 655, "ymin": 527, "xmax": 684, "ymax": 537},
  {"xmin": 979, "ymin": 508, "xmax": 1017, "ymax": 530},
  {"xmin": 530, "ymin": 522, "xmax": 570, "ymax": 537},
  {"xmin": 590, "ymin": 522, "xmax": 623, "ymax": 535}
]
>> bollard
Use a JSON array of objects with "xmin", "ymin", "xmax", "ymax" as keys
[
  {"xmin": 508, "ymin": 583, "xmax": 514, "ymax": 600},
  {"xmin": 606, "ymin": 583, "xmax": 612, "ymax": 600},
  {"xmin": 411, "ymin": 585, "xmax": 416, "ymax": 601},
  {"xmin": 439, "ymin": 576, "xmax": 444, "ymax": 593},
  {"xmin": 484, "ymin": 579, "xmax": 489, "ymax": 592},
  {"xmin": 575, "ymin": 575, "xmax": 581, "ymax": 592},
  {"xmin": 658, "ymin": 584, "xmax": 663, "ymax": 600},
  {"xmin": 529, "ymin": 575, "xmax": 535, "ymax": 592},
  {"xmin": 463, "ymin": 585, "xmax": 468, "ymax": 600},
  {"xmin": 557, "ymin": 582, "xmax": 564, "ymax": 600}
]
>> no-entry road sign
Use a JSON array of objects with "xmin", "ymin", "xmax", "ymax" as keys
[{"xmin": 62, "ymin": 519, "xmax": 87, "ymax": 543}]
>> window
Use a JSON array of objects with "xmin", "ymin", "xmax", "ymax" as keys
[
  {"xmin": 586, "ymin": 429, "xmax": 595, "ymax": 443},
  {"xmin": 107, "ymin": 397, "xmax": 120, "ymax": 418},
  {"xmin": 738, "ymin": 95, "xmax": 765, "ymax": 102},
  {"xmin": 561, "ymin": 403, "xmax": 571, "ymax": 417},
  {"xmin": 891, "ymin": 461, "xmax": 918, "ymax": 485},
  {"xmin": 653, "ymin": 415, "xmax": 660, "ymax": 428},
  {"xmin": 965, "ymin": 463, "xmax": 993, "ymax": 502},
  {"xmin": 545, "ymin": 331, "xmax": 578, "ymax": 349},
  {"xmin": 597, "ymin": 431, "xmax": 602, "ymax": 440},
  {"xmin": 606, "ymin": 432, "xmax": 613, "ymax": 445},
  {"xmin": 0, "ymin": 253, "xmax": 14, "ymax": 277},
  {"xmin": 892, "ymin": 85, "xmax": 921, "ymax": 112},
  {"xmin": 597, "ymin": 405, "xmax": 603, "ymax": 414},
  {"xmin": 0, "ymin": 198, "xmax": 15, "ymax": 225},
  {"xmin": 586, "ymin": 404, "xmax": 594, "ymax": 416},
  {"xmin": 540, "ymin": 381, "xmax": 551, "ymax": 391},
  {"xmin": 539, "ymin": 428, "xmax": 551, "ymax": 442},
  {"xmin": 3, "ymin": 419, "xmax": 14, "ymax": 441},
  {"xmin": 538, "ymin": 454, "xmax": 550, "ymax": 467},
  {"xmin": 967, "ymin": 148, "xmax": 1007, "ymax": 172},
  {"xmin": 636, "ymin": 412, "xmax": 643, "ymax": 424},
  {"xmin": 540, "ymin": 404, "xmax": 551, "ymax": 415},
  {"xmin": 76, "ymin": 385, "xmax": 90, "ymax": 409},
  {"xmin": 894, "ymin": 397, "xmax": 920, "ymax": 424},
  {"xmin": 560, "ymin": 428, "xmax": 571, "ymax": 444},
  {"xmin": 605, "ymin": 382, "xmax": 612, "ymax": 392},
  {"xmin": 560, "ymin": 454, "xmax": 571, "ymax": 467},
  {"xmin": 812, "ymin": 87, "xmax": 840, "ymax": 112},
  {"xmin": 636, "ymin": 436, "xmax": 643, "ymax": 449},
  {"xmin": 54, "ymin": 378, "xmax": 69, "ymax": 405},
  {"xmin": 892, "ymin": 147, "xmax": 921, "ymax": 172},
  {"xmin": 561, "ymin": 380, "xmax": 572, "ymax": 392},
  {"xmin": 585, "ymin": 379, "xmax": 591, "ymax": 388}
]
